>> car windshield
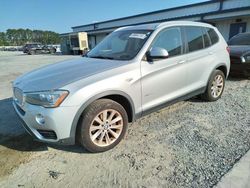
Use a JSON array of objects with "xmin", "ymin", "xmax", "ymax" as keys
[
  {"xmin": 87, "ymin": 29, "xmax": 152, "ymax": 60},
  {"xmin": 228, "ymin": 33, "xmax": 250, "ymax": 45}
]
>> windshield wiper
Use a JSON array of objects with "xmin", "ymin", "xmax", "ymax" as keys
[{"xmin": 88, "ymin": 55, "xmax": 114, "ymax": 60}]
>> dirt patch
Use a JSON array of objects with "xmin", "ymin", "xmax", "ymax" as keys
[{"xmin": 0, "ymin": 134, "xmax": 45, "ymax": 179}]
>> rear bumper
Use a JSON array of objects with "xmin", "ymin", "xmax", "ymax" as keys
[{"xmin": 13, "ymin": 100, "xmax": 77, "ymax": 145}]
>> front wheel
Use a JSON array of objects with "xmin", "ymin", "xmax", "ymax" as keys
[
  {"xmin": 202, "ymin": 70, "xmax": 225, "ymax": 101},
  {"xmin": 50, "ymin": 48, "xmax": 56, "ymax": 54},
  {"xmin": 28, "ymin": 50, "xmax": 36, "ymax": 55},
  {"xmin": 77, "ymin": 99, "xmax": 128, "ymax": 152}
]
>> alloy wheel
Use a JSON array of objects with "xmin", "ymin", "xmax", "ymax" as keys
[
  {"xmin": 89, "ymin": 109, "xmax": 123, "ymax": 147},
  {"xmin": 211, "ymin": 74, "xmax": 224, "ymax": 98}
]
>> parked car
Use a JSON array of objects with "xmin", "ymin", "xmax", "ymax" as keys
[
  {"xmin": 23, "ymin": 43, "xmax": 41, "ymax": 53},
  {"xmin": 13, "ymin": 21, "xmax": 230, "ymax": 152},
  {"xmin": 228, "ymin": 32, "xmax": 250, "ymax": 77},
  {"xmin": 23, "ymin": 43, "xmax": 56, "ymax": 55}
]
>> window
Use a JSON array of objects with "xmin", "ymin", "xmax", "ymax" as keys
[
  {"xmin": 151, "ymin": 27, "xmax": 183, "ymax": 57},
  {"xmin": 202, "ymin": 28, "xmax": 211, "ymax": 48},
  {"xmin": 206, "ymin": 28, "xmax": 219, "ymax": 45},
  {"xmin": 110, "ymin": 35, "xmax": 127, "ymax": 53},
  {"xmin": 87, "ymin": 30, "xmax": 152, "ymax": 60},
  {"xmin": 186, "ymin": 26, "xmax": 204, "ymax": 52}
]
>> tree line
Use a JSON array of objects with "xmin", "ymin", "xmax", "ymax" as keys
[{"xmin": 0, "ymin": 29, "xmax": 60, "ymax": 46}]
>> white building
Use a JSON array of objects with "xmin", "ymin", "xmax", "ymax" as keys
[{"xmin": 61, "ymin": 0, "xmax": 250, "ymax": 54}]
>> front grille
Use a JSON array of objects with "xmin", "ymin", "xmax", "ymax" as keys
[
  {"xmin": 37, "ymin": 130, "xmax": 57, "ymax": 140},
  {"xmin": 13, "ymin": 87, "xmax": 24, "ymax": 106}
]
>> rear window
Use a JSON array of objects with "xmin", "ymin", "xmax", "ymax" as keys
[
  {"xmin": 206, "ymin": 28, "xmax": 219, "ymax": 45},
  {"xmin": 202, "ymin": 28, "xmax": 211, "ymax": 48},
  {"xmin": 185, "ymin": 26, "xmax": 204, "ymax": 52}
]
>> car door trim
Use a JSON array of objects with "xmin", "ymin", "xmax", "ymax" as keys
[{"xmin": 141, "ymin": 86, "xmax": 206, "ymax": 117}]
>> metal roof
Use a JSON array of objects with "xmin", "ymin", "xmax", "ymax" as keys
[
  {"xmin": 72, "ymin": 0, "xmax": 217, "ymax": 29},
  {"xmin": 69, "ymin": 0, "xmax": 250, "ymax": 34}
]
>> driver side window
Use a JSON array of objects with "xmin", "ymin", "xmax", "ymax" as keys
[{"xmin": 151, "ymin": 27, "xmax": 183, "ymax": 57}]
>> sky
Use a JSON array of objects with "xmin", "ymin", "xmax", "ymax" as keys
[{"xmin": 0, "ymin": 0, "xmax": 208, "ymax": 33}]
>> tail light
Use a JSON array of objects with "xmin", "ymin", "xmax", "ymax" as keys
[{"xmin": 226, "ymin": 46, "xmax": 230, "ymax": 53}]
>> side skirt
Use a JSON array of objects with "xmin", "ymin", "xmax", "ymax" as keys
[{"xmin": 139, "ymin": 87, "xmax": 206, "ymax": 118}]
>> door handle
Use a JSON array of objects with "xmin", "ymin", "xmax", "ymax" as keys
[
  {"xmin": 208, "ymin": 51, "xmax": 213, "ymax": 55},
  {"xmin": 178, "ymin": 60, "xmax": 186, "ymax": 64}
]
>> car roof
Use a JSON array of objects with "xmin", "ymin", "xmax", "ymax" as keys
[{"xmin": 115, "ymin": 21, "xmax": 214, "ymax": 31}]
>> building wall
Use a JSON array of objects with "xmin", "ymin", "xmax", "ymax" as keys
[
  {"xmin": 72, "ymin": 0, "xmax": 250, "ymax": 33},
  {"xmin": 87, "ymin": 33, "xmax": 109, "ymax": 49},
  {"xmin": 215, "ymin": 17, "xmax": 250, "ymax": 41},
  {"xmin": 67, "ymin": 0, "xmax": 250, "ymax": 49},
  {"xmin": 60, "ymin": 36, "xmax": 71, "ymax": 55},
  {"xmin": 88, "ymin": 35, "xmax": 96, "ymax": 49},
  {"xmin": 72, "ymin": 1, "xmax": 220, "ymax": 33},
  {"xmin": 86, "ymin": 18, "xmax": 250, "ymax": 50},
  {"xmin": 96, "ymin": 33, "xmax": 107, "ymax": 44}
]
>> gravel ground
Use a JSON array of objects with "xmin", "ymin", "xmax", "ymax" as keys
[{"xmin": 0, "ymin": 52, "xmax": 249, "ymax": 188}]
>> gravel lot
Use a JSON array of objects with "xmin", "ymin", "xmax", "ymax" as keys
[{"xmin": 0, "ymin": 51, "xmax": 249, "ymax": 188}]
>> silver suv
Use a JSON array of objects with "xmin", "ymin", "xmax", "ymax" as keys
[{"xmin": 13, "ymin": 21, "xmax": 230, "ymax": 152}]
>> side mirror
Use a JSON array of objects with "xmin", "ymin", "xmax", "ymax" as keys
[{"xmin": 147, "ymin": 47, "xmax": 169, "ymax": 61}]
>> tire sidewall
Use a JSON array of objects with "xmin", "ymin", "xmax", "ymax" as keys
[
  {"xmin": 78, "ymin": 99, "xmax": 128, "ymax": 152},
  {"xmin": 29, "ymin": 50, "xmax": 35, "ymax": 55},
  {"xmin": 206, "ymin": 70, "xmax": 225, "ymax": 101}
]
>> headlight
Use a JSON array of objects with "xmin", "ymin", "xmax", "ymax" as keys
[
  {"xmin": 240, "ymin": 56, "xmax": 246, "ymax": 63},
  {"xmin": 25, "ymin": 90, "xmax": 69, "ymax": 108}
]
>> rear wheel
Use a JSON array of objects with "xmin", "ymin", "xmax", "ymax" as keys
[
  {"xmin": 202, "ymin": 70, "xmax": 225, "ymax": 101},
  {"xmin": 50, "ymin": 48, "xmax": 56, "ymax": 54},
  {"xmin": 77, "ymin": 99, "xmax": 128, "ymax": 152},
  {"xmin": 28, "ymin": 50, "xmax": 36, "ymax": 55}
]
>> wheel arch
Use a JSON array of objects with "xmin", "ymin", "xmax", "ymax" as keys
[
  {"xmin": 70, "ymin": 90, "xmax": 136, "ymax": 144},
  {"xmin": 216, "ymin": 64, "xmax": 228, "ymax": 78},
  {"xmin": 207, "ymin": 63, "xmax": 228, "ymax": 85}
]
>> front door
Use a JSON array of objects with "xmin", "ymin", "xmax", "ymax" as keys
[{"xmin": 141, "ymin": 27, "xmax": 188, "ymax": 113}]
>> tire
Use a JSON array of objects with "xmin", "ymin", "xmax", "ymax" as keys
[
  {"xmin": 29, "ymin": 50, "xmax": 35, "ymax": 55},
  {"xmin": 77, "ymin": 99, "xmax": 128, "ymax": 152},
  {"xmin": 50, "ymin": 48, "xmax": 56, "ymax": 54},
  {"xmin": 202, "ymin": 69, "xmax": 225, "ymax": 102}
]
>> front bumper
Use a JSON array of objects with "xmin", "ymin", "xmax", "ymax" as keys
[{"xmin": 13, "ymin": 100, "xmax": 78, "ymax": 145}]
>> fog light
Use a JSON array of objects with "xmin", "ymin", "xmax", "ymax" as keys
[{"xmin": 36, "ymin": 114, "xmax": 45, "ymax": 125}]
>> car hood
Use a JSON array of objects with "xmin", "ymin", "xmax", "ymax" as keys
[
  {"xmin": 14, "ymin": 57, "xmax": 129, "ymax": 92},
  {"xmin": 229, "ymin": 45, "xmax": 250, "ymax": 57}
]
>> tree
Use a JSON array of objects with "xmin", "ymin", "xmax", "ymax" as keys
[
  {"xmin": 0, "ymin": 32, "xmax": 8, "ymax": 46},
  {"xmin": 0, "ymin": 29, "xmax": 60, "ymax": 46}
]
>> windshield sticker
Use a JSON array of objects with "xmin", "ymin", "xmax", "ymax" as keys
[{"xmin": 129, "ymin": 33, "xmax": 147, "ymax": 39}]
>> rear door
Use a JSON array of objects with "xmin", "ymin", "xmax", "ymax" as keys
[
  {"xmin": 141, "ymin": 27, "xmax": 188, "ymax": 113},
  {"xmin": 183, "ymin": 26, "xmax": 214, "ymax": 92}
]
